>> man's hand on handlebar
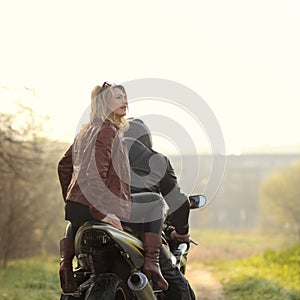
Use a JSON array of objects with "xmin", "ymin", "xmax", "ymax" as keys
[{"xmin": 170, "ymin": 230, "xmax": 190, "ymax": 242}]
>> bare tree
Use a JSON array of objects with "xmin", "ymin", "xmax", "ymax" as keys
[
  {"xmin": 31, "ymin": 139, "xmax": 68, "ymax": 255},
  {"xmin": 0, "ymin": 107, "xmax": 46, "ymax": 267}
]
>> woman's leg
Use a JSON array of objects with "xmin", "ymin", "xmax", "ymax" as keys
[
  {"xmin": 65, "ymin": 222, "xmax": 77, "ymax": 238},
  {"xmin": 60, "ymin": 201, "xmax": 95, "ymax": 293},
  {"xmin": 59, "ymin": 223, "xmax": 77, "ymax": 293},
  {"xmin": 129, "ymin": 193, "xmax": 169, "ymax": 290}
]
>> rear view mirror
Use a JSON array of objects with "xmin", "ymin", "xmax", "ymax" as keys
[{"xmin": 189, "ymin": 195, "xmax": 206, "ymax": 209}]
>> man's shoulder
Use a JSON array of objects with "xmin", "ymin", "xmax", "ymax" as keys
[{"xmin": 149, "ymin": 148, "xmax": 167, "ymax": 160}]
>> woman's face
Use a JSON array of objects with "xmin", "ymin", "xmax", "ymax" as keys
[{"xmin": 109, "ymin": 87, "xmax": 128, "ymax": 118}]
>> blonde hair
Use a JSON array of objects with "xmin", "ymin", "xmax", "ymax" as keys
[{"xmin": 89, "ymin": 82, "xmax": 128, "ymax": 132}]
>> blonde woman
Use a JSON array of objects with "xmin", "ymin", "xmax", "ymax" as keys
[{"xmin": 58, "ymin": 82, "xmax": 168, "ymax": 293}]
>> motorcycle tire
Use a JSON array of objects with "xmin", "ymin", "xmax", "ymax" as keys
[{"xmin": 84, "ymin": 273, "xmax": 133, "ymax": 300}]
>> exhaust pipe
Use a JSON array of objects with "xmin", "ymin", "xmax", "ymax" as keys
[{"xmin": 127, "ymin": 272, "xmax": 156, "ymax": 300}]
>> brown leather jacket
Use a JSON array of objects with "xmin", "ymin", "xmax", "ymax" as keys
[{"xmin": 58, "ymin": 122, "xmax": 131, "ymax": 221}]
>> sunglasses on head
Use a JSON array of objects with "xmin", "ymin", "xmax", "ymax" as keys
[{"xmin": 102, "ymin": 81, "xmax": 115, "ymax": 89}]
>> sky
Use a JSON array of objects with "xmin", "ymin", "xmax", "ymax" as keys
[{"xmin": 1, "ymin": 0, "xmax": 300, "ymax": 155}]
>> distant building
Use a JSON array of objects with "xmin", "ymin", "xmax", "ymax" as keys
[{"xmin": 169, "ymin": 154, "xmax": 300, "ymax": 228}]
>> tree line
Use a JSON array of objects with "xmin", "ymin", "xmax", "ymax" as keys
[{"xmin": 0, "ymin": 107, "xmax": 67, "ymax": 268}]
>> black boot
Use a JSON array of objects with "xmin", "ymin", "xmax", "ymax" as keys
[
  {"xmin": 59, "ymin": 238, "xmax": 77, "ymax": 293},
  {"xmin": 142, "ymin": 232, "xmax": 169, "ymax": 290}
]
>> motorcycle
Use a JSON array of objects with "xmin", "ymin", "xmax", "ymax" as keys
[{"xmin": 60, "ymin": 194, "xmax": 206, "ymax": 300}]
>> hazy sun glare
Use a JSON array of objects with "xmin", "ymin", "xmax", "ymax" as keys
[{"xmin": 1, "ymin": 0, "xmax": 300, "ymax": 154}]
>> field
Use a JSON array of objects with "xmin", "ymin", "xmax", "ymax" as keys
[
  {"xmin": 187, "ymin": 229, "xmax": 300, "ymax": 300},
  {"xmin": 0, "ymin": 229, "xmax": 299, "ymax": 300},
  {"xmin": 0, "ymin": 257, "xmax": 60, "ymax": 300},
  {"xmin": 188, "ymin": 228, "xmax": 292, "ymax": 263},
  {"xmin": 213, "ymin": 245, "xmax": 300, "ymax": 300}
]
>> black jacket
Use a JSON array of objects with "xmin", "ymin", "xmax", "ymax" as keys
[{"xmin": 126, "ymin": 138, "xmax": 190, "ymax": 235}]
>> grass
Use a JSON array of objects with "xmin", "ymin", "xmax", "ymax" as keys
[
  {"xmin": 0, "ymin": 256, "xmax": 61, "ymax": 300},
  {"xmin": 213, "ymin": 245, "xmax": 300, "ymax": 300},
  {"xmin": 187, "ymin": 229, "xmax": 299, "ymax": 299}
]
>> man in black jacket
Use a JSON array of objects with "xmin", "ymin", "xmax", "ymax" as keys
[{"xmin": 124, "ymin": 118, "xmax": 195, "ymax": 300}]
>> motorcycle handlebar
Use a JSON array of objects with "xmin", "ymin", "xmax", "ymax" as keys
[{"xmin": 188, "ymin": 239, "xmax": 198, "ymax": 246}]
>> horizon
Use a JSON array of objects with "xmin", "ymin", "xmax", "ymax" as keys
[{"xmin": 1, "ymin": 86, "xmax": 300, "ymax": 157}]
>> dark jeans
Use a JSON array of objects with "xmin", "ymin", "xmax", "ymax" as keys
[
  {"xmin": 65, "ymin": 192, "xmax": 167, "ymax": 236},
  {"xmin": 160, "ymin": 247, "xmax": 195, "ymax": 300}
]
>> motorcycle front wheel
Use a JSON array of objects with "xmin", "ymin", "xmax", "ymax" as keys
[{"xmin": 84, "ymin": 274, "xmax": 133, "ymax": 300}]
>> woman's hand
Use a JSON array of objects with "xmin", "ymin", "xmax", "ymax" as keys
[{"xmin": 101, "ymin": 213, "xmax": 123, "ymax": 231}]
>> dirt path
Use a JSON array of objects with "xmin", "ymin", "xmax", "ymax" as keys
[{"xmin": 185, "ymin": 266, "xmax": 225, "ymax": 300}]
